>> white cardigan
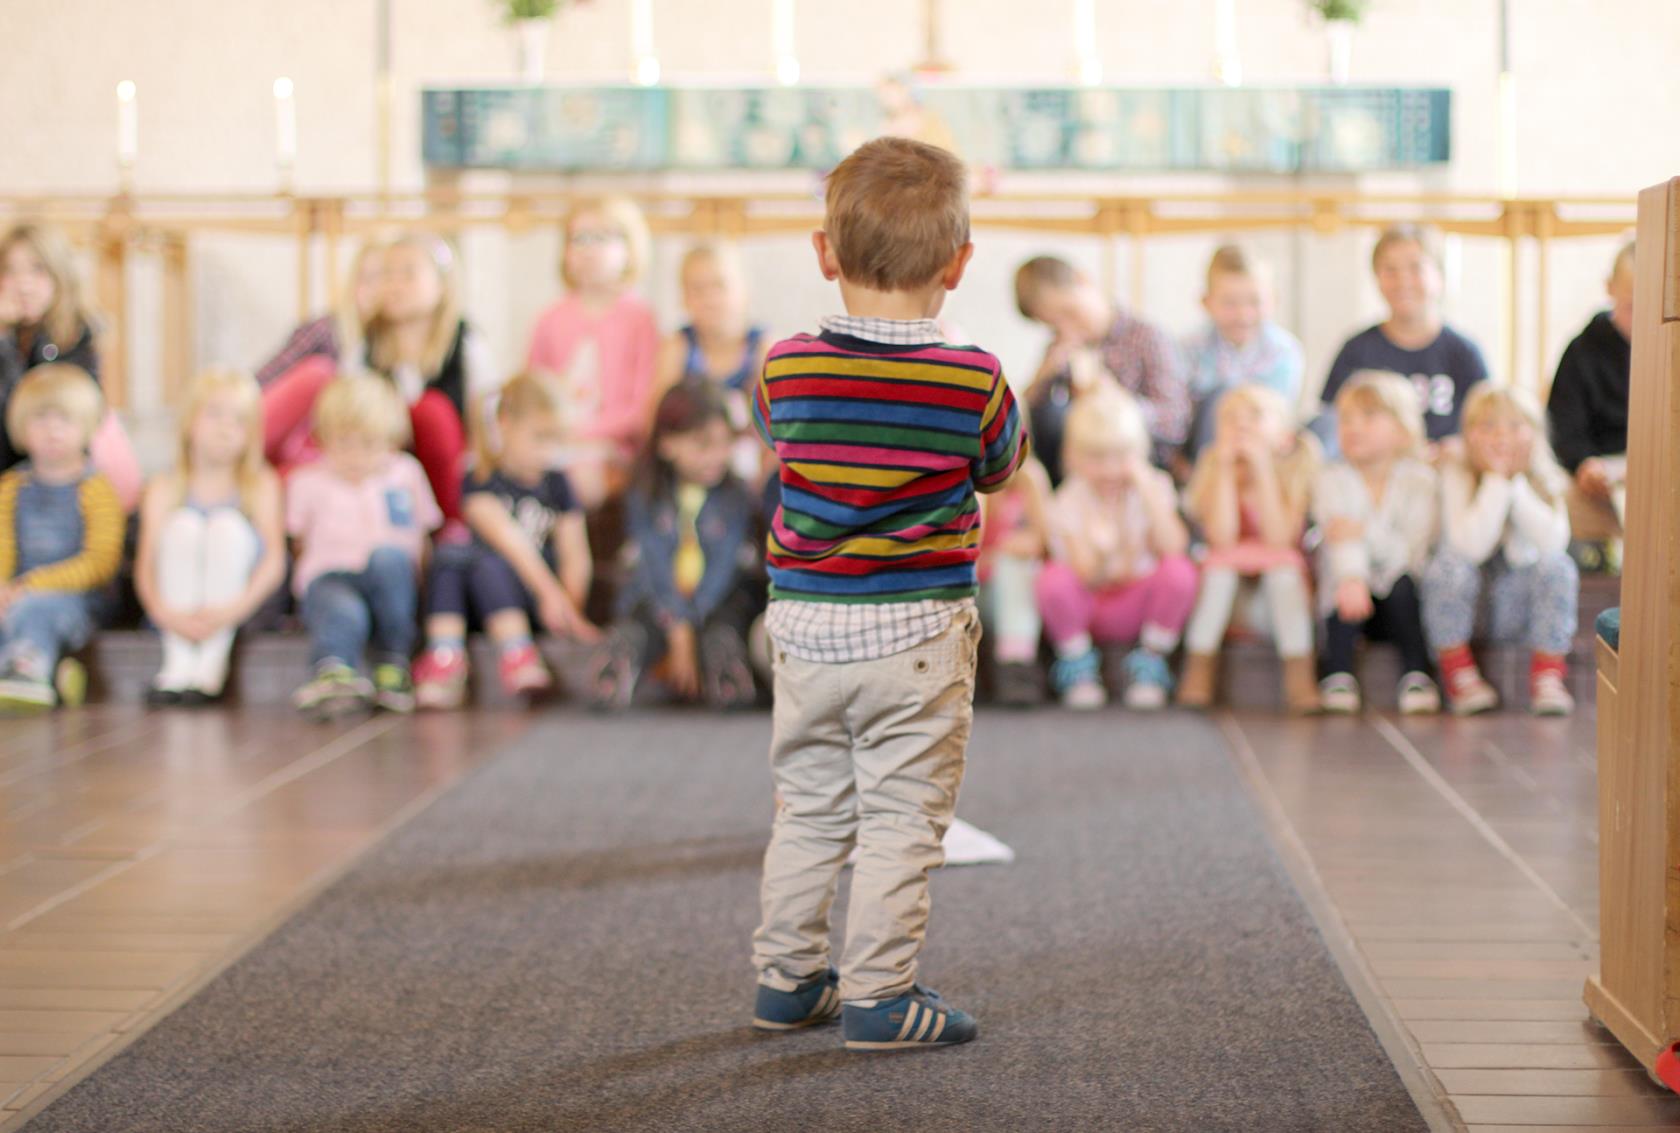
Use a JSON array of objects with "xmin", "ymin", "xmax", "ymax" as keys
[
  {"xmin": 1312, "ymin": 458, "xmax": 1438, "ymax": 609},
  {"xmin": 1437, "ymin": 458, "xmax": 1570, "ymax": 567}
]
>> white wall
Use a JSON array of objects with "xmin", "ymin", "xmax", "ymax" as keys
[{"xmin": 2, "ymin": 0, "xmax": 1674, "ymax": 462}]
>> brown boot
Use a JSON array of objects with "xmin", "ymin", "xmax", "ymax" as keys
[
  {"xmin": 1177, "ymin": 652, "xmax": 1219, "ymax": 708},
  {"xmin": 1283, "ymin": 656, "xmax": 1320, "ymax": 715}
]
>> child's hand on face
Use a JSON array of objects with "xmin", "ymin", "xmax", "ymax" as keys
[
  {"xmin": 0, "ymin": 284, "xmax": 21, "ymax": 329},
  {"xmin": 1335, "ymin": 578, "xmax": 1374, "ymax": 624},
  {"xmin": 1325, "ymin": 516, "xmax": 1364, "ymax": 544},
  {"xmin": 666, "ymin": 622, "xmax": 700, "ymax": 699}
]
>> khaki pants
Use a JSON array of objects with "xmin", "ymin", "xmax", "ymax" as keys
[{"xmin": 752, "ymin": 610, "xmax": 980, "ymax": 1003}]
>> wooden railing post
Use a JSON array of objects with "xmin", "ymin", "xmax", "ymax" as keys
[{"xmin": 94, "ymin": 198, "xmax": 132, "ymax": 410}]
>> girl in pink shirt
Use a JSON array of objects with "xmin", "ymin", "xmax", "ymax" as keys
[{"xmin": 526, "ymin": 196, "xmax": 659, "ymax": 509}]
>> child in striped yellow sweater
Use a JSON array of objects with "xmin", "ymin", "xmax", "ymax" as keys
[{"xmin": 0, "ymin": 364, "xmax": 123, "ymax": 711}]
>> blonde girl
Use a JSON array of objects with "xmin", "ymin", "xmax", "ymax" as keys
[
  {"xmin": 654, "ymin": 242, "xmax": 769, "ymax": 482},
  {"xmin": 526, "ymin": 196, "xmax": 659, "ymax": 509},
  {"xmin": 1422, "ymin": 381, "xmax": 1577, "ymax": 716},
  {"xmin": 135, "ymin": 370, "xmax": 286, "ymax": 704},
  {"xmin": 1034, "ymin": 388, "xmax": 1196, "ymax": 711},
  {"xmin": 1312, "ymin": 371, "xmax": 1439, "ymax": 715},
  {"xmin": 1180, "ymin": 384, "xmax": 1322, "ymax": 713},
  {"xmin": 259, "ymin": 238, "xmax": 388, "ymax": 470},
  {"xmin": 0, "ymin": 221, "xmax": 142, "ymax": 509}
]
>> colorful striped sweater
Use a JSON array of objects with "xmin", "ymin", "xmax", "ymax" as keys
[{"xmin": 753, "ymin": 330, "xmax": 1029, "ymax": 603}]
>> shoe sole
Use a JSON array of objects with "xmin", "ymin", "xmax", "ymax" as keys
[
  {"xmin": 751, "ymin": 1012, "xmax": 839, "ymax": 1032},
  {"xmin": 844, "ymin": 1036, "xmax": 974, "ymax": 1051},
  {"xmin": 416, "ymin": 686, "xmax": 466, "ymax": 711},
  {"xmin": 376, "ymin": 694, "xmax": 416, "ymax": 714}
]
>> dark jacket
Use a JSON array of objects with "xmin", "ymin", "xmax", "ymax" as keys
[
  {"xmin": 1547, "ymin": 311, "xmax": 1630, "ymax": 473},
  {"xmin": 619, "ymin": 475, "xmax": 759, "ymax": 627},
  {"xmin": 0, "ymin": 321, "xmax": 99, "ymax": 471}
]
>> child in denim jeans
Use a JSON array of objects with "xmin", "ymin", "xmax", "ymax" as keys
[
  {"xmin": 0, "ymin": 364, "xmax": 122, "ymax": 711},
  {"xmin": 286, "ymin": 375, "xmax": 441, "ymax": 720},
  {"xmin": 749, "ymin": 137, "xmax": 1029, "ymax": 1050}
]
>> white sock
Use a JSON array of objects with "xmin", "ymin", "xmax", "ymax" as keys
[{"xmin": 1057, "ymin": 633, "xmax": 1094, "ymax": 659}]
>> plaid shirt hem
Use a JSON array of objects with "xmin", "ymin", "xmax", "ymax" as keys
[{"xmin": 766, "ymin": 597, "xmax": 974, "ymax": 664}]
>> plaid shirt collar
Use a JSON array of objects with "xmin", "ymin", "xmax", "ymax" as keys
[{"xmin": 818, "ymin": 314, "xmax": 945, "ymax": 346}]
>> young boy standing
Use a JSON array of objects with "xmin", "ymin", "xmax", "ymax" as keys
[{"xmin": 749, "ymin": 137, "xmax": 1028, "ymax": 1050}]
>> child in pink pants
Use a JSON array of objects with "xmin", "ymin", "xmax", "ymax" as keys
[{"xmin": 1036, "ymin": 387, "xmax": 1197, "ymax": 710}]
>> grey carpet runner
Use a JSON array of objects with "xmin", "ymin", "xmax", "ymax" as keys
[{"xmin": 24, "ymin": 711, "xmax": 1427, "ymax": 1133}]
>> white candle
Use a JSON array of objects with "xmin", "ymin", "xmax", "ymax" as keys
[
  {"xmin": 1073, "ymin": 0, "xmax": 1101, "ymax": 86},
  {"xmin": 273, "ymin": 77, "xmax": 297, "ymax": 169},
  {"xmin": 1215, "ymin": 0, "xmax": 1241, "ymax": 86},
  {"xmin": 116, "ymin": 80, "xmax": 138, "ymax": 166},
  {"xmin": 773, "ymin": 0, "xmax": 798, "ymax": 85},
  {"xmin": 631, "ymin": 0, "xmax": 658, "ymax": 84}
]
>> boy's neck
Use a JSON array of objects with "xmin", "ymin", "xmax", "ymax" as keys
[
  {"xmin": 1382, "ymin": 313, "xmax": 1441, "ymax": 348},
  {"xmin": 31, "ymin": 454, "xmax": 84, "ymax": 484},
  {"xmin": 1352, "ymin": 452, "xmax": 1396, "ymax": 482},
  {"xmin": 837, "ymin": 279, "xmax": 944, "ymax": 322},
  {"xmin": 388, "ymin": 317, "xmax": 430, "ymax": 359}
]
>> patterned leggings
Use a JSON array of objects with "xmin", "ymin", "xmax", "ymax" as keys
[{"xmin": 1420, "ymin": 548, "xmax": 1579, "ymax": 655}]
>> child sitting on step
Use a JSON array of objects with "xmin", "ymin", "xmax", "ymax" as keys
[
  {"xmin": 1179, "ymin": 385, "xmax": 1322, "ymax": 714},
  {"xmin": 0, "ymin": 364, "xmax": 123, "ymax": 711},
  {"xmin": 287, "ymin": 375, "xmax": 442, "ymax": 721},
  {"xmin": 588, "ymin": 381, "xmax": 761, "ymax": 712},
  {"xmin": 413, "ymin": 373, "xmax": 597, "ymax": 709},
  {"xmin": 1422, "ymin": 381, "xmax": 1578, "ymax": 716},
  {"xmin": 1035, "ymin": 387, "xmax": 1196, "ymax": 711},
  {"xmin": 1311, "ymin": 371, "xmax": 1440, "ymax": 716},
  {"xmin": 134, "ymin": 369, "xmax": 286, "ymax": 706}
]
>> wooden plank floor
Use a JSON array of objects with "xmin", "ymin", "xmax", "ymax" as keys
[
  {"xmin": 0, "ymin": 691, "xmax": 1672, "ymax": 1131},
  {"xmin": 1226, "ymin": 703, "xmax": 1680, "ymax": 1131},
  {"xmin": 0, "ymin": 705, "xmax": 529, "ymax": 1126}
]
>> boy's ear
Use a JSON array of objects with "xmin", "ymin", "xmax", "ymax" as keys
[
  {"xmin": 942, "ymin": 242, "xmax": 975, "ymax": 291},
  {"xmin": 811, "ymin": 230, "xmax": 840, "ymax": 282}
]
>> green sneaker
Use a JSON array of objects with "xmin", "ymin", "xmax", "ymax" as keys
[
  {"xmin": 293, "ymin": 661, "xmax": 372, "ymax": 721},
  {"xmin": 372, "ymin": 662, "xmax": 415, "ymax": 714},
  {"xmin": 55, "ymin": 658, "xmax": 87, "ymax": 709}
]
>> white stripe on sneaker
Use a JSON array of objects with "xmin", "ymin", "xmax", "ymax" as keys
[
  {"xmin": 896, "ymin": 1002, "xmax": 920, "ymax": 1041},
  {"xmin": 913, "ymin": 1008, "xmax": 936, "ymax": 1041},
  {"xmin": 929, "ymin": 1012, "xmax": 946, "ymax": 1042}
]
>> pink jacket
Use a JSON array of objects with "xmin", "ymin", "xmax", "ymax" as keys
[{"xmin": 525, "ymin": 292, "xmax": 659, "ymax": 459}]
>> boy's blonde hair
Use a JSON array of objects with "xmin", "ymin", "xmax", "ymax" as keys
[
  {"xmin": 314, "ymin": 373, "xmax": 410, "ymax": 450},
  {"xmin": 0, "ymin": 221, "xmax": 93, "ymax": 349},
  {"xmin": 1013, "ymin": 255, "xmax": 1079, "ymax": 320},
  {"xmin": 823, "ymin": 137, "xmax": 969, "ymax": 292},
  {"xmin": 1609, "ymin": 238, "xmax": 1635, "ymax": 283},
  {"xmin": 680, "ymin": 241, "xmax": 745, "ymax": 290},
  {"xmin": 561, "ymin": 195, "xmax": 651, "ymax": 290},
  {"xmin": 476, "ymin": 371, "xmax": 564, "ymax": 469},
  {"xmin": 367, "ymin": 231, "xmax": 462, "ymax": 383},
  {"xmin": 1205, "ymin": 243, "xmax": 1267, "ymax": 293},
  {"xmin": 1064, "ymin": 386, "xmax": 1150, "ymax": 462},
  {"xmin": 1334, "ymin": 369, "xmax": 1426, "ymax": 456},
  {"xmin": 175, "ymin": 369, "xmax": 268, "ymax": 514},
  {"xmin": 5, "ymin": 363, "xmax": 102, "ymax": 451},
  {"xmin": 1371, "ymin": 223, "xmax": 1441, "ymax": 272},
  {"xmin": 1459, "ymin": 380, "xmax": 1568, "ymax": 504}
]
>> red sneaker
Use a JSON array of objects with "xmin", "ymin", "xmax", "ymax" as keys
[
  {"xmin": 413, "ymin": 645, "xmax": 469, "ymax": 710},
  {"xmin": 498, "ymin": 643, "xmax": 552, "ymax": 698}
]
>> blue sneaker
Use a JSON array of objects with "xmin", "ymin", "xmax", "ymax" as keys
[
  {"xmin": 752, "ymin": 966, "xmax": 841, "ymax": 1031},
  {"xmin": 842, "ymin": 984, "xmax": 977, "ymax": 1051},
  {"xmin": 1050, "ymin": 648, "xmax": 1106, "ymax": 710},
  {"xmin": 1121, "ymin": 647, "xmax": 1173, "ymax": 711}
]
